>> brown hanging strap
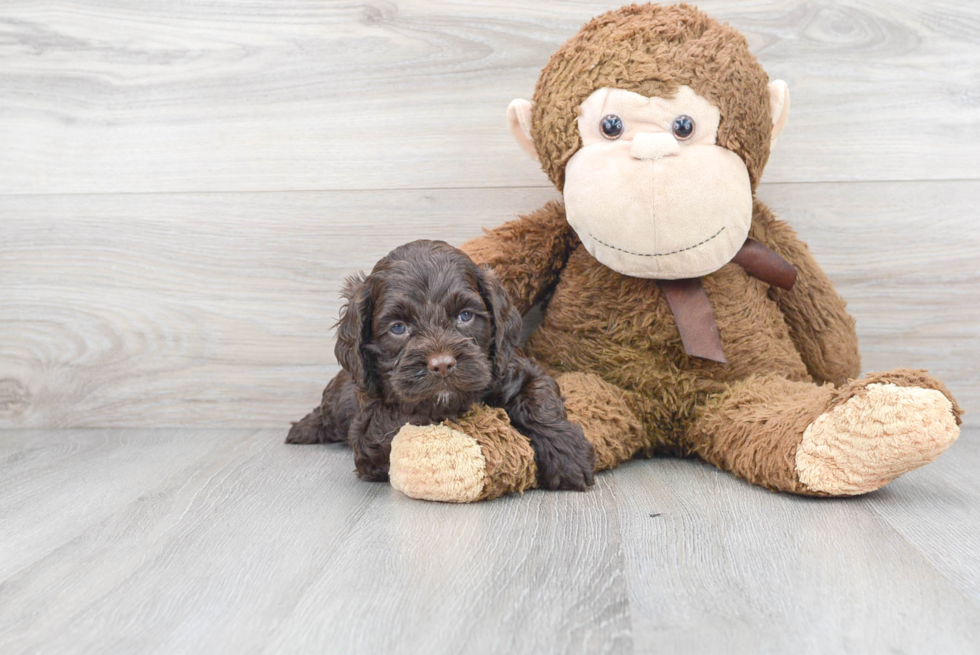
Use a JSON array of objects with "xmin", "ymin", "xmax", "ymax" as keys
[
  {"xmin": 658, "ymin": 239, "xmax": 797, "ymax": 363},
  {"xmin": 731, "ymin": 238, "xmax": 797, "ymax": 290},
  {"xmin": 659, "ymin": 278, "xmax": 728, "ymax": 364}
]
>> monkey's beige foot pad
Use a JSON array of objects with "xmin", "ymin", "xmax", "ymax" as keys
[
  {"xmin": 796, "ymin": 383, "xmax": 960, "ymax": 495},
  {"xmin": 389, "ymin": 406, "xmax": 538, "ymax": 503},
  {"xmin": 390, "ymin": 425, "xmax": 487, "ymax": 502}
]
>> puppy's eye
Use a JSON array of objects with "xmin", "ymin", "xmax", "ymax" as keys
[
  {"xmin": 389, "ymin": 323, "xmax": 407, "ymax": 336},
  {"xmin": 457, "ymin": 311, "xmax": 474, "ymax": 323},
  {"xmin": 600, "ymin": 114, "xmax": 624, "ymax": 140},
  {"xmin": 671, "ymin": 115, "xmax": 695, "ymax": 140}
]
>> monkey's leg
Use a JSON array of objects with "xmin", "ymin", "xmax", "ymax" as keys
[
  {"xmin": 388, "ymin": 372, "xmax": 649, "ymax": 502},
  {"xmin": 554, "ymin": 372, "xmax": 649, "ymax": 471},
  {"xmin": 689, "ymin": 370, "xmax": 962, "ymax": 495},
  {"xmin": 389, "ymin": 406, "xmax": 538, "ymax": 503}
]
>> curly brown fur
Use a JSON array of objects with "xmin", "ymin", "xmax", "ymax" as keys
[
  {"xmin": 286, "ymin": 370, "xmax": 357, "ymax": 445},
  {"xmin": 287, "ymin": 240, "xmax": 595, "ymax": 489}
]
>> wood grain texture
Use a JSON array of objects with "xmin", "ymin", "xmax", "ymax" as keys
[
  {"xmin": 0, "ymin": 429, "xmax": 383, "ymax": 654},
  {"xmin": 1, "ymin": 0, "xmax": 979, "ymax": 195},
  {"xmin": 0, "ymin": 186, "xmax": 557, "ymax": 428},
  {"xmin": 1, "ymin": 427, "xmax": 978, "ymax": 654},
  {"xmin": 1, "ymin": 181, "xmax": 976, "ymax": 428},
  {"xmin": 0, "ymin": 428, "xmax": 632, "ymax": 655},
  {"xmin": 868, "ymin": 431, "xmax": 980, "ymax": 603},
  {"xmin": 611, "ymin": 436, "xmax": 980, "ymax": 653},
  {"xmin": 264, "ymin": 468, "xmax": 632, "ymax": 654},
  {"xmin": 0, "ymin": 429, "xmax": 233, "ymax": 581}
]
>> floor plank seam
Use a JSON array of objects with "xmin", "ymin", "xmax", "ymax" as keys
[{"xmin": 606, "ymin": 471, "xmax": 639, "ymax": 655}]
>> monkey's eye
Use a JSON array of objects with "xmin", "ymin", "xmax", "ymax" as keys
[
  {"xmin": 389, "ymin": 323, "xmax": 407, "ymax": 336},
  {"xmin": 600, "ymin": 115, "xmax": 624, "ymax": 140},
  {"xmin": 457, "ymin": 311, "xmax": 474, "ymax": 323},
  {"xmin": 671, "ymin": 115, "xmax": 695, "ymax": 140}
]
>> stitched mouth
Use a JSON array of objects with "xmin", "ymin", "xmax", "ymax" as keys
[{"xmin": 589, "ymin": 226, "xmax": 725, "ymax": 258}]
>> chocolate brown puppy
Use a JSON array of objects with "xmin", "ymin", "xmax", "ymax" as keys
[{"xmin": 287, "ymin": 239, "xmax": 595, "ymax": 490}]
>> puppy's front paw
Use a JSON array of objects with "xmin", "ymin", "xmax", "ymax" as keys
[
  {"xmin": 535, "ymin": 424, "xmax": 596, "ymax": 492},
  {"xmin": 353, "ymin": 439, "xmax": 391, "ymax": 482}
]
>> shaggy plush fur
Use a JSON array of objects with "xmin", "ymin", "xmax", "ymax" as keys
[
  {"xmin": 387, "ymin": 3, "xmax": 961, "ymax": 501},
  {"xmin": 390, "ymin": 405, "xmax": 540, "ymax": 503},
  {"xmin": 796, "ymin": 383, "xmax": 958, "ymax": 495},
  {"xmin": 460, "ymin": 192, "xmax": 958, "ymax": 498},
  {"xmin": 287, "ymin": 240, "xmax": 595, "ymax": 490},
  {"xmin": 447, "ymin": 405, "xmax": 539, "ymax": 501}
]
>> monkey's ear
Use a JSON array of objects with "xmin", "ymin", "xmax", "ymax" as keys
[
  {"xmin": 334, "ymin": 273, "xmax": 381, "ymax": 395},
  {"xmin": 768, "ymin": 80, "xmax": 791, "ymax": 150},
  {"xmin": 507, "ymin": 99, "xmax": 539, "ymax": 162}
]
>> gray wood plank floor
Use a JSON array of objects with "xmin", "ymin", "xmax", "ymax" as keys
[{"xmin": 2, "ymin": 428, "xmax": 978, "ymax": 654}]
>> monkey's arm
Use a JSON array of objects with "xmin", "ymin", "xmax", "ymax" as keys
[
  {"xmin": 750, "ymin": 202, "xmax": 861, "ymax": 386},
  {"xmin": 461, "ymin": 200, "xmax": 579, "ymax": 314}
]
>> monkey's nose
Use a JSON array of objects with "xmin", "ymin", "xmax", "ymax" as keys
[
  {"xmin": 630, "ymin": 132, "xmax": 680, "ymax": 161},
  {"xmin": 427, "ymin": 354, "xmax": 457, "ymax": 378}
]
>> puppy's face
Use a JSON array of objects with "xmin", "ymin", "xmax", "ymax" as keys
[
  {"xmin": 335, "ymin": 240, "xmax": 521, "ymax": 420},
  {"xmin": 372, "ymin": 259, "xmax": 493, "ymax": 414}
]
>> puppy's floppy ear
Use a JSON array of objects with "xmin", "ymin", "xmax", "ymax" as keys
[
  {"xmin": 475, "ymin": 265, "xmax": 523, "ymax": 376},
  {"xmin": 334, "ymin": 272, "xmax": 381, "ymax": 395}
]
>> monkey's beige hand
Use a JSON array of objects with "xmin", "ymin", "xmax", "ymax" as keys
[
  {"xmin": 389, "ymin": 406, "xmax": 537, "ymax": 503},
  {"xmin": 796, "ymin": 381, "xmax": 960, "ymax": 495}
]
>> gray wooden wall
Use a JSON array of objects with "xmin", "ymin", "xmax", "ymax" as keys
[{"xmin": 1, "ymin": 1, "xmax": 978, "ymax": 429}]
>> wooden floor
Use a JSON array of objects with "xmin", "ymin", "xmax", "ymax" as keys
[{"xmin": 2, "ymin": 427, "xmax": 979, "ymax": 654}]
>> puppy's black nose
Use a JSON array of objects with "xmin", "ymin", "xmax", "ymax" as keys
[{"xmin": 427, "ymin": 354, "xmax": 456, "ymax": 378}]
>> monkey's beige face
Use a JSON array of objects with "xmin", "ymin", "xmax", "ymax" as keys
[{"xmin": 563, "ymin": 86, "xmax": 753, "ymax": 279}]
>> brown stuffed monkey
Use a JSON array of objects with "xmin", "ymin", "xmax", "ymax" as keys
[{"xmin": 387, "ymin": 3, "xmax": 963, "ymax": 502}]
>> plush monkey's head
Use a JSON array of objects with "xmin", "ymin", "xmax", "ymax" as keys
[{"xmin": 508, "ymin": 3, "xmax": 790, "ymax": 279}]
